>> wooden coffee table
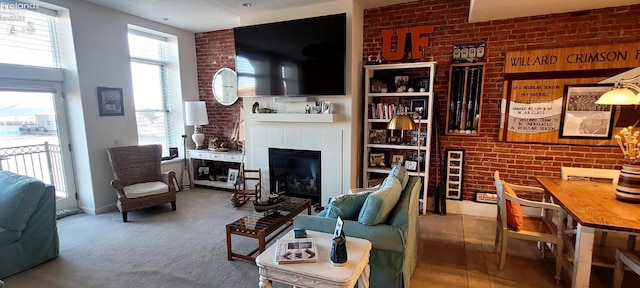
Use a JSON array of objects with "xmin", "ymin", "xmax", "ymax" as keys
[
  {"xmin": 255, "ymin": 230, "xmax": 372, "ymax": 288},
  {"xmin": 226, "ymin": 196, "xmax": 311, "ymax": 261}
]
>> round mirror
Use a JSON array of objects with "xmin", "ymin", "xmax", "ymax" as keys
[{"xmin": 212, "ymin": 68, "xmax": 238, "ymax": 106}]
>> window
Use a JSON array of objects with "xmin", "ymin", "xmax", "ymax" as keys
[
  {"xmin": 0, "ymin": 5, "xmax": 59, "ymax": 67},
  {"xmin": 128, "ymin": 29, "xmax": 175, "ymax": 156}
]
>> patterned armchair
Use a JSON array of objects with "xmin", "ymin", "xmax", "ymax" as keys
[{"xmin": 107, "ymin": 144, "xmax": 176, "ymax": 222}]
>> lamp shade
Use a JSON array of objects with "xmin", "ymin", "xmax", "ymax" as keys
[
  {"xmin": 595, "ymin": 87, "xmax": 640, "ymax": 105},
  {"xmin": 185, "ymin": 101, "xmax": 209, "ymax": 126},
  {"xmin": 387, "ymin": 114, "xmax": 417, "ymax": 130}
]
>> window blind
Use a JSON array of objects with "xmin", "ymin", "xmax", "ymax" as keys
[{"xmin": 0, "ymin": 6, "xmax": 58, "ymax": 68}]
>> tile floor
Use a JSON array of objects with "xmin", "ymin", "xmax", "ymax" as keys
[{"xmin": 410, "ymin": 213, "xmax": 640, "ymax": 287}]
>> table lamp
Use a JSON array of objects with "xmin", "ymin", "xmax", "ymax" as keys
[{"xmin": 185, "ymin": 101, "xmax": 209, "ymax": 149}]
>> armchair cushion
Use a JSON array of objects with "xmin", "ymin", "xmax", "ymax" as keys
[
  {"xmin": 323, "ymin": 191, "xmax": 372, "ymax": 220},
  {"xmin": 504, "ymin": 184, "xmax": 524, "ymax": 231},
  {"xmin": 123, "ymin": 181, "xmax": 169, "ymax": 198},
  {"xmin": 358, "ymin": 177, "xmax": 402, "ymax": 225},
  {"xmin": 388, "ymin": 165, "xmax": 409, "ymax": 189}
]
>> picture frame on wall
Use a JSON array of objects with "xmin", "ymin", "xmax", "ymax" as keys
[
  {"xmin": 559, "ymin": 84, "xmax": 615, "ymax": 139},
  {"xmin": 445, "ymin": 149, "xmax": 465, "ymax": 200},
  {"xmin": 97, "ymin": 87, "xmax": 124, "ymax": 116}
]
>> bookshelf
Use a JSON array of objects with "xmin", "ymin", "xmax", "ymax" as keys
[{"xmin": 363, "ymin": 62, "xmax": 436, "ymax": 215}]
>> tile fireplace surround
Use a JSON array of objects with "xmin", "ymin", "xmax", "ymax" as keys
[{"xmin": 248, "ymin": 126, "xmax": 344, "ymax": 206}]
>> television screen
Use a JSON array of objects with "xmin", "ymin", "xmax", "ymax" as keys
[{"xmin": 234, "ymin": 13, "xmax": 346, "ymax": 97}]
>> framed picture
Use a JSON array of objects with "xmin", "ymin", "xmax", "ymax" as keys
[
  {"xmin": 559, "ymin": 84, "xmax": 615, "ymax": 139},
  {"xmin": 404, "ymin": 160, "xmax": 418, "ymax": 171},
  {"xmin": 370, "ymin": 79, "xmax": 388, "ymax": 93},
  {"xmin": 322, "ymin": 102, "xmax": 332, "ymax": 114},
  {"xmin": 314, "ymin": 101, "xmax": 324, "ymax": 114},
  {"xmin": 410, "ymin": 131, "xmax": 427, "ymax": 146},
  {"xmin": 196, "ymin": 166, "xmax": 210, "ymax": 180},
  {"xmin": 369, "ymin": 129, "xmax": 386, "ymax": 144},
  {"xmin": 391, "ymin": 154, "xmax": 404, "ymax": 166},
  {"xmin": 474, "ymin": 192, "xmax": 497, "ymax": 204},
  {"xmin": 394, "ymin": 75, "xmax": 409, "ymax": 92},
  {"xmin": 413, "ymin": 77, "xmax": 430, "ymax": 92},
  {"xmin": 97, "ymin": 87, "xmax": 124, "ymax": 116},
  {"xmin": 369, "ymin": 153, "xmax": 386, "ymax": 168},
  {"xmin": 410, "ymin": 99, "xmax": 427, "ymax": 119},
  {"xmin": 227, "ymin": 168, "xmax": 239, "ymax": 184},
  {"xmin": 445, "ymin": 149, "xmax": 465, "ymax": 200}
]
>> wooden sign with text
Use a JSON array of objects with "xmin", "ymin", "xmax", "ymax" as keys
[
  {"xmin": 501, "ymin": 42, "xmax": 640, "ymax": 146},
  {"xmin": 381, "ymin": 25, "xmax": 434, "ymax": 61},
  {"xmin": 505, "ymin": 43, "xmax": 640, "ymax": 73}
]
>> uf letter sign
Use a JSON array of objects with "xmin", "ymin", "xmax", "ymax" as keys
[{"xmin": 382, "ymin": 25, "xmax": 434, "ymax": 61}]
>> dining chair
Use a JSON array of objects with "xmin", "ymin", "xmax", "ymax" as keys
[
  {"xmin": 614, "ymin": 249, "xmax": 640, "ymax": 288},
  {"xmin": 561, "ymin": 167, "xmax": 621, "ymax": 246},
  {"xmin": 493, "ymin": 171, "xmax": 566, "ymax": 284},
  {"xmin": 232, "ymin": 168, "xmax": 262, "ymax": 207}
]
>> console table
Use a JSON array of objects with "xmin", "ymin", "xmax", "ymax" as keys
[{"xmin": 187, "ymin": 149, "xmax": 242, "ymax": 189}]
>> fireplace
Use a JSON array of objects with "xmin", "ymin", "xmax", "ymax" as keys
[{"xmin": 269, "ymin": 148, "xmax": 321, "ymax": 204}]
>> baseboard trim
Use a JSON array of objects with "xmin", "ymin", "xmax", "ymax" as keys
[
  {"xmin": 444, "ymin": 200, "xmax": 496, "ymax": 217},
  {"xmin": 442, "ymin": 200, "xmax": 540, "ymax": 217},
  {"xmin": 80, "ymin": 203, "xmax": 117, "ymax": 215}
]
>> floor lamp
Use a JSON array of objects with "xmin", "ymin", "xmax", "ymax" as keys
[
  {"xmin": 388, "ymin": 112, "xmax": 423, "ymax": 212},
  {"xmin": 387, "ymin": 112, "xmax": 421, "ymax": 173},
  {"xmin": 185, "ymin": 101, "xmax": 209, "ymax": 149}
]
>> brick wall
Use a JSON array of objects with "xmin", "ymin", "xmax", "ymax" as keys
[
  {"xmin": 195, "ymin": 1, "xmax": 639, "ymax": 202},
  {"xmin": 363, "ymin": 0, "xmax": 640, "ymax": 201},
  {"xmin": 195, "ymin": 29, "xmax": 242, "ymax": 149}
]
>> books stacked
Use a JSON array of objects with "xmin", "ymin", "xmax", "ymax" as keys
[{"xmin": 275, "ymin": 238, "xmax": 318, "ymax": 264}]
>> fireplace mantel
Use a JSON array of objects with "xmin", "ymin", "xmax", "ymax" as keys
[{"xmin": 253, "ymin": 113, "xmax": 336, "ymax": 123}]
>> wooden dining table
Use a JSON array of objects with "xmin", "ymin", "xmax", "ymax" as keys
[{"xmin": 536, "ymin": 177, "xmax": 640, "ymax": 288}]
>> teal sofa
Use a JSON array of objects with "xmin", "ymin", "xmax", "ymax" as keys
[
  {"xmin": 294, "ymin": 174, "xmax": 420, "ymax": 288},
  {"xmin": 0, "ymin": 171, "xmax": 59, "ymax": 279}
]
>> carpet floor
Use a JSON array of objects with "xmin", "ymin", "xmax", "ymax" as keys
[{"xmin": 5, "ymin": 188, "xmax": 292, "ymax": 288}]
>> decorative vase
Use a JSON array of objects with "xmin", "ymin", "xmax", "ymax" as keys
[{"xmin": 616, "ymin": 164, "xmax": 640, "ymax": 202}]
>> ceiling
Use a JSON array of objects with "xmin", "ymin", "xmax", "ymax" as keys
[{"xmin": 80, "ymin": 0, "xmax": 640, "ymax": 33}]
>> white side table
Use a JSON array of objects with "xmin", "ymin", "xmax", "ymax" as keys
[{"xmin": 255, "ymin": 230, "xmax": 372, "ymax": 288}]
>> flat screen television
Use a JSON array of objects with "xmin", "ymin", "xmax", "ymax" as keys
[{"xmin": 234, "ymin": 13, "xmax": 346, "ymax": 97}]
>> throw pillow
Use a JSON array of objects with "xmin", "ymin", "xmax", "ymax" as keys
[
  {"xmin": 503, "ymin": 182, "xmax": 524, "ymax": 231},
  {"xmin": 323, "ymin": 191, "xmax": 372, "ymax": 220},
  {"xmin": 388, "ymin": 165, "xmax": 409, "ymax": 189},
  {"xmin": 358, "ymin": 177, "xmax": 402, "ymax": 225}
]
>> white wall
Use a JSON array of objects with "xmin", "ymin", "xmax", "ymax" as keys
[
  {"xmin": 42, "ymin": 0, "xmax": 198, "ymax": 214},
  {"xmin": 241, "ymin": 0, "xmax": 364, "ymax": 197}
]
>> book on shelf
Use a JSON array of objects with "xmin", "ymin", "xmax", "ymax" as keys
[
  {"xmin": 368, "ymin": 102, "xmax": 409, "ymax": 120},
  {"xmin": 275, "ymin": 238, "xmax": 318, "ymax": 264}
]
